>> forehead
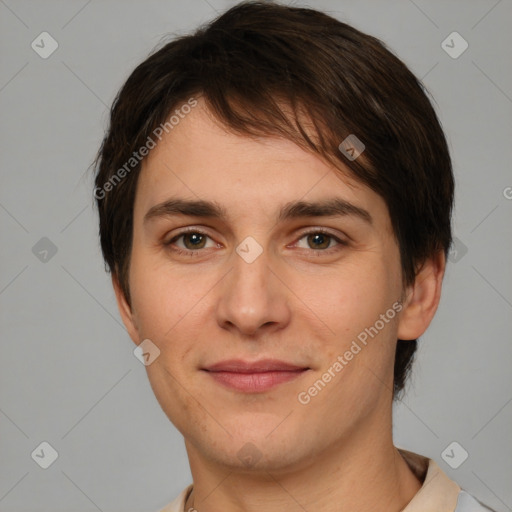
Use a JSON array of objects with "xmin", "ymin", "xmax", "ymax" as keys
[{"xmin": 136, "ymin": 99, "xmax": 389, "ymax": 227}]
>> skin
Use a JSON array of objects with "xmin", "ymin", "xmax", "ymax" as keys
[{"xmin": 113, "ymin": 98, "xmax": 445, "ymax": 512}]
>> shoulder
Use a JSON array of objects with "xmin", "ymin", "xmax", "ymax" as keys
[
  {"xmin": 156, "ymin": 484, "xmax": 193, "ymax": 512},
  {"xmin": 455, "ymin": 490, "xmax": 496, "ymax": 512},
  {"xmin": 397, "ymin": 448, "xmax": 496, "ymax": 512}
]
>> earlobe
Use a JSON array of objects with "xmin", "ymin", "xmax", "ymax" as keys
[
  {"xmin": 111, "ymin": 274, "xmax": 140, "ymax": 345},
  {"xmin": 397, "ymin": 251, "xmax": 446, "ymax": 341}
]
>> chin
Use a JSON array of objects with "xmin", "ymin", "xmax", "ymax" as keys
[
  {"xmin": 198, "ymin": 420, "xmax": 313, "ymax": 473},
  {"xmin": 209, "ymin": 441, "xmax": 308, "ymax": 474}
]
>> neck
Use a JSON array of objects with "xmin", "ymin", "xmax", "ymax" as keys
[{"xmin": 184, "ymin": 415, "xmax": 422, "ymax": 512}]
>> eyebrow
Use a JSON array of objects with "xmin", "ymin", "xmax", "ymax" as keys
[{"xmin": 143, "ymin": 197, "xmax": 372, "ymax": 225}]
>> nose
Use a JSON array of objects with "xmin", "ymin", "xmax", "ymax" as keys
[{"xmin": 215, "ymin": 244, "xmax": 291, "ymax": 338}]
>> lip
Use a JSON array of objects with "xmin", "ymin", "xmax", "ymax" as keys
[
  {"xmin": 204, "ymin": 358, "xmax": 308, "ymax": 372},
  {"xmin": 203, "ymin": 358, "xmax": 310, "ymax": 393}
]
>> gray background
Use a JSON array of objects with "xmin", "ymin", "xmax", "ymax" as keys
[{"xmin": 0, "ymin": 0, "xmax": 511, "ymax": 511}]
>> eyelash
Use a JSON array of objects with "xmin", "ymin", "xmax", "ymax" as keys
[{"xmin": 164, "ymin": 227, "xmax": 347, "ymax": 257}]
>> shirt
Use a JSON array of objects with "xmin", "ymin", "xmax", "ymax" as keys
[{"xmin": 157, "ymin": 448, "xmax": 495, "ymax": 512}]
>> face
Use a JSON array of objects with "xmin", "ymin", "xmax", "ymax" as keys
[{"xmin": 114, "ymin": 99, "xmax": 438, "ymax": 474}]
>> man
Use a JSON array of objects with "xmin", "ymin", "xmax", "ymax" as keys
[{"xmin": 93, "ymin": 2, "xmax": 494, "ymax": 510}]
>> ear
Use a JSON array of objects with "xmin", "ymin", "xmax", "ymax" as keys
[
  {"xmin": 112, "ymin": 274, "xmax": 140, "ymax": 345},
  {"xmin": 397, "ymin": 251, "xmax": 446, "ymax": 340}
]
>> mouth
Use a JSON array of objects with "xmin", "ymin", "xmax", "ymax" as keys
[{"xmin": 202, "ymin": 359, "xmax": 310, "ymax": 393}]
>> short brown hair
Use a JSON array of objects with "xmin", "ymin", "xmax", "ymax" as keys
[{"xmin": 93, "ymin": 1, "xmax": 454, "ymax": 400}]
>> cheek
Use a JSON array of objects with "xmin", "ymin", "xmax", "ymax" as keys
[
  {"xmin": 128, "ymin": 242, "xmax": 191, "ymax": 335},
  {"xmin": 301, "ymin": 260, "xmax": 394, "ymax": 330},
  {"xmin": 301, "ymin": 256, "xmax": 401, "ymax": 381},
  {"xmin": 127, "ymin": 258, "xmax": 211, "ymax": 430},
  {"xmin": 128, "ymin": 253, "xmax": 217, "ymax": 364}
]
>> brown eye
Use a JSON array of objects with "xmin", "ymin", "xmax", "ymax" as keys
[
  {"xmin": 165, "ymin": 230, "xmax": 216, "ymax": 253},
  {"xmin": 293, "ymin": 230, "xmax": 347, "ymax": 253},
  {"xmin": 306, "ymin": 233, "xmax": 332, "ymax": 250},
  {"xmin": 181, "ymin": 232, "xmax": 207, "ymax": 250}
]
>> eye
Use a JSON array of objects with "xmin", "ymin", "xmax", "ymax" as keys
[
  {"xmin": 294, "ymin": 230, "xmax": 346, "ymax": 251},
  {"xmin": 164, "ymin": 228, "xmax": 346, "ymax": 257},
  {"xmin": 165, "ymin": 230, "xmax": 218, "ymax": 253}
]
